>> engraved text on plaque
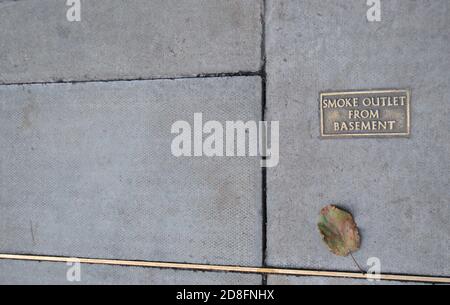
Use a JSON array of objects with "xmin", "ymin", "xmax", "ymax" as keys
[{"xmin": 320, "ymin": 89, "xmax": 410, "ymax": 138}]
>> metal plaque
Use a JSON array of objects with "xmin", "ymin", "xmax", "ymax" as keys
[{"xmin": 320, "ymin": 89, "xmax": 411, "ymax": 138}]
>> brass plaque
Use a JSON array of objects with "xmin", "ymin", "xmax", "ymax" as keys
[{"xmin": 320, "ymin": 89, "xmax": 410, "ymax": 138}]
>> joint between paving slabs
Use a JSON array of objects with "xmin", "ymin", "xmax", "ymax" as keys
[
  {"xmin": 260, "ymin": 0, "xmax": 268, "ymax": 286},
  {"xmin": 0, "ymin": 71, "xmax": 265, "ymax": 87}
]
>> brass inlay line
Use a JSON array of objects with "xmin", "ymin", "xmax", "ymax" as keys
[{"xmin": 0, "ymin": 254, "xmax": 449, "ymax": 284}]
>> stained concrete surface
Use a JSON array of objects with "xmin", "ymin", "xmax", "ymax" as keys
[
  {"xmin": 0, "ymin": 0, "xmax": 262, "ymax": 83},
  {"xmin": 1, "ymin": 0, "xmax": 449, "ymax": 285},
  {"xmin": 0, "ymin": 77, "xmax": 262, "ymax": 266},
  {"xmin": 266, "ymin": 0, "xmax": 450, "ymax": 276},
  {"xmin": 0, "ymin": 260, "xmax": 261, "ymax": 285},
  {"xmin": 267, "ymin": 275, "xmax": 428, "ymax": 286}
]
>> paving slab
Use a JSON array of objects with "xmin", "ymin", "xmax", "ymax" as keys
[
  {"xmin": 0, "ymin": 260, "xmax": 261, "ymax": 285},
  {"xmin": 0, "ymin": 0, "xmax": 262, "ymax": 83},
  {"xmin": 267, "ymin": 275, "xmax": 428, "ymax": 286},
  {"xmin": 266, "ymin": 0, "xmax": 450, "ymax": 276},
  {"xmin": 0, "ymin": 76, "xmax": 262, "ymax": 266}
]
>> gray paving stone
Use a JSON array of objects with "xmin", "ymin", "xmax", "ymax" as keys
[
  {"xmin": 0, "ymin": 0, "xmax": 262, "ymax": 83},
  {"xmin": 0, "ymin": 260, "xmax": 261, "ymax": 285},
  {"xmin": 0, "ymin": 76, "xmax": 262, "ymax": 266},
  {"xmin": 267, "ymin": 275, "xmax": 427, "ymax": 286},
  {"xmin": 266, "ymin": 0, "xmax": 450, "ymax": 276}
]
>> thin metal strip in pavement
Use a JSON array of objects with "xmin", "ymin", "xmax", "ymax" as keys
[{"xmin": 0, "ymin": 253, "xmax": 449, "ymax": 284}]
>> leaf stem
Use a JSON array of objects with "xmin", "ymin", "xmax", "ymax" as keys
[{"xmin": 350, "ymin": 252, "xmax": 366, "ymax": 275}]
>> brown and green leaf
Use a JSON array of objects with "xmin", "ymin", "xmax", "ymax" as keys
[{"xmin": 318, "ymin": 205, "xmax": 361, "ymax": 257}]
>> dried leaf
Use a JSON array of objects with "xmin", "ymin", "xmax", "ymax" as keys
[{"xmin": 318, "ymin": 205, "xmax": 360, "ymax": 257}]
